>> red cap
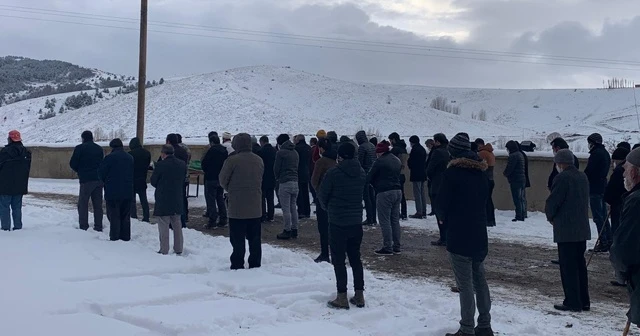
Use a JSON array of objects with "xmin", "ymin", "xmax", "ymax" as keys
[
  {"xmin": 376, "ymin": 141, "xmax": 390, "ymax": 154},
  {"xmin": 8, "ymin": 130, "xmax": 21, "ymax": 142}
]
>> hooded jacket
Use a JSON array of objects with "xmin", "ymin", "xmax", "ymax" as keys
[
  {"xmin": 274, "ymin": 140, "xmax": 299, "ymax": 183},
  {"xmin": 128, "ymin": 137, "xmax": 151, "ymax": 192},
  {"xmin": 504, "ymin": 141, "xmax": 526, "ymax": 185},
  {"xmin": 477, "ymin": 144, "xmax": 495, "ymax": 181},
  {"xmin": 258, "ymin": 143, "xmax": 277, "ymax": 189},
  {"xmin": 201, "ymin": 143, "xmax": 228, "ymax": 182},
  {"xmin": 584, "ymin": 143, "xmax": 611, "ymax": 195},
  {"xmin": 70, "ymin": 140, "xmax": 104, "ymax": 183},
  {"xmin": 0, "ymin": 141, "xmax": 32, "ymax": 195},
  {"xmin": 366, "ymin": 152, "xmax": 402, "ymax": 193},
  {"xmin": 356, "ymin": 131, "xmax": 376, "ymax": 172},
  {"xmin": 318, "ymin": 158, "xmax": 366, "ymax": 226},
  {"xmin": 311, "ymin": 148, "xmax": 338, "ymax": 192},
  {"xmin": 98, "ymin": 147, "xmax": 134, "ymax": 201}
]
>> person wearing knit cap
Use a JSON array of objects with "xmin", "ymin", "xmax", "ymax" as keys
[
  {"xmin": 98, "ymin": 138, "xmax": 134, "ymax": 241},
  {"xmin": 427, "ymin": 133, "xmax": 451, "ymax": 244},
  {"xmin": 316, "ymin": 130, "xmax": 327, "ymax": 139},
  {"xmin": 437, "ymin": 134, "xmax": 493, "ymax": 336},
  {"xmin": 222, "ymin": 132, "xmax": 233, "ymax": 154},
  {"xmin": 408, "ymin": 135, "xmax": 428, "ymax": 219},
  {"xmin": 549, "ymin": 138, "xmax": 580, "ymax": 191},
  {"xmin": 318, "ymin": 142, "xmax": 367, "ymax": 309},
  {"xmin": 545, "ymin": 149, "xmax": 591, "ymax": 312},
  {"xmin": 312, "ymin": 130, "xmax": 327, "ymax": 164},
  {"xmin": 584, "ymin": 132, "xmax": 612, "ymax": 252},
  {"xmin": 605, "ymin": 146, "xmax": 631, "ymax": 286},
  {"xmin": 618, "ymin": 142, "xmax": 632, "ymax": 151},
  {"xmin": 611, "ymin": 147, "xmax": 640, "ymax": 326},
  {"xmin": 367, "ymin": 140, "xmax": 402, "ymax": 255},
  {"xmin": 0, "ymin": 130, "xmax": 31, "ymax": 231}
]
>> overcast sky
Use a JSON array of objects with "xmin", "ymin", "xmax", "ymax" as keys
[{"xmin": 1, "ymin": 0, "xmax": 640, "ymax": 88}]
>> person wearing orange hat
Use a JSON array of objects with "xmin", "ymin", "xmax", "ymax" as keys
[{"xmin": 0, "ymin": 130, "xmax": 32, "ymax": 231}]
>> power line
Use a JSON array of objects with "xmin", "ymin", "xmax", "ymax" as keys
[
  {"xmin": 2, "ymin": 4, "xmax": 640, "ymax": 67},
  {"xmin": 2, "ymin": 13, "xmax": 640, "ymax": 72}
]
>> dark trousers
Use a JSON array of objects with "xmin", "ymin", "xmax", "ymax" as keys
[
  {"xmin": 262, "ymin": 187, "xmax": 275, "ymax": 220},
  {"xmin": 106, "ymin": 199, "xmax": 132, "ymax": 241},
  {"xmin": 297, "ymin": 181, "xmax": 311, "ymax": 217},
  {"xmin": 329, "ymin": 224, "xmax": 364, "ymax": 293},
  {"xmin": 557, "ymin": 241, "xmax": 590, "ymax": 309},
  {"xmin": 181, "ymin": 182, "xmax": 189, "ymax": 228},
  {"xmin": 78, "ymin": 181, "xmax": 103, "ymax": 230},
  {"xmin": 205, "ymin": 181, "xmax": 227, "ymax": 225},
  {"xmin": 130, "ymin": 189, "xmax": 150, "ymax": 221},
  {"xmin": 509, "ymin": 183, "xmax": 525, "ymax": 220},
  {"xmin": 400, "ymin": 175, "xmax": 407, "ymax": 218},
  {"xmin": 486, "ymin": 180, "xmax": 496, "ymax": 225},
  {"xmin": 610, "ymin": 204, "xmax": 622, "ymax": 233},
  {"xmin": 590, "ymin": 194, "xmax": 611, "ymax": 246},
  {"xmin": 363, "ymin": 184, "xmax": 376, "ymax": 223},
  {"xmin": 316, "ymin": 206, "xmax": 329, "ymax": 257},
  {"xmin": 432, "ymin": 193, "xmax": 447, "ymax": 242},
  {"xmin": 229, "ymin": 218, "xmax": 262, "ymax": 270},
  {"xmin": 309, "ymin": 182, "xmax": 318, "ymax": 204}
]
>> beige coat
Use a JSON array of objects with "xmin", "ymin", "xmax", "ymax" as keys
[{"xmin": 219, "ymin": 136, "xmax": 264, "ymax": 219}]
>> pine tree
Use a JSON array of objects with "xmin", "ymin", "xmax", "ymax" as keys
[
  {"xmin": 59, "ymin": 106, "xmax": 64, "ymax": 114},
  {"xmin": 159, "ymin": 78, "xmax": 165, "ymax": 85}
]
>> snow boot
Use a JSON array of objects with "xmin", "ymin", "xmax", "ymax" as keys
[
  {"xmin": 217, "ymin": 218, "xmax": 228, "ymax": 228},
  {"xmin": 327, "ymin": 292, "xmax": 350, "ymax": 310},
  {"xmin": 291, "ymin": 229, "xmax": 298, "ymax": 239},
  {"xmin": 474, "ymin": 327, "xmax": 495, "ymax": 336},
  {"xmin": 277, "ymin": 230, "xmax": 292, "ymax": 240},
  {"xmin": 349, "ymin": 290, "xmax": 365, "ymax": 308},
  {"xmin": 409, "ymin": 213, "xmax": 424, "ymax": 219},
  {"xmin": 445, "ymin": 330, "xmax": 474, "ymax": 336},
  {"xmin": 375, "ymin": 248, "xmax": 394, "ymax": 255},
  {"xmin": 314, "ymin": 254, "xmax": 330, "ymax": 263}
]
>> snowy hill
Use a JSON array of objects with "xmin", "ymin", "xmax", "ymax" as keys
[{"xmin": 1, "ymin": 65, "xmax": 638, "ymax": 148}]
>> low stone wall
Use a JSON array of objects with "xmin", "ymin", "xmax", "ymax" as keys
[{"xmin": 29, "ymin": 145, "xmax": 588, "ymax": 212}]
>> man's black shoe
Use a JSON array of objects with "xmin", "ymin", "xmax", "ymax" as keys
[{"xmin": 554, "ymin": 304, "xmax": 581, "ymax": 312}]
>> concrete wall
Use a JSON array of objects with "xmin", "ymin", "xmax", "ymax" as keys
[{"xmin": 29, "ymin": 145, "xmax": 588, "ymax": 212}]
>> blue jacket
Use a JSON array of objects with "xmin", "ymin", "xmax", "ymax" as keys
[{"xmin": 99, "ymin": 147, "xmax": 134, "ymax": 201}]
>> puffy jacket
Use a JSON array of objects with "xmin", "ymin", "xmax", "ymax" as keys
[
  {"xmin": 548, "ymin": 155, "xmax": 580, "ymax": 190},
  {"xmin": 274, "ymin": 140, "xmax": 299, "ymax": 183},
  {"xmin": 70, "ymin": 141, "xmax": 104, "ymax": 183},
  {"xmin": 477, "ymin": 144, "xmax": 495, "ymax": 181},
  {"xmin": 584, "ymin": 143, "xmax": 611, "ymax": 195},
  {"xmin": 259, "ymin": 144, "xmax": 277, "ymax": 189},
  {"xmin": 545, "ymin": 166, "xmax": 591, "ymax": 243},
  {"xmin": 426, "ymin": 145, "xmax": 450, "ymax": 194},
  {"xmin": 356, "ymin": 131, "xmax": 376, "ymax": 172},
  {"xmin": 367, "ymin": 152, "xmax": 402, "ymax": 193},
  {"xmin": 605, "ymin": 162, "xmax": 626, "ymax": 207},
  {"xmin": 295, "ymin": 140, "xmax": 312, "ymax": 183},
  {"xmin": 408, "ymin": 143, "xmax": 428, "ymax": 182},
  {"xmin": 201, "ymin": 144, "xmax": 228, "ymax": 181},
  {"xmin": 0, "ymin": 142, "xmax": 31, "ymax": 195},
  {"xmin": 504, "ymin": 141, "xmax": 526, "ymax": 185},
  {"xmin": 318, "ymin": 158, "xmax": 366, "ymax": 226},
  {"xmin": 98, "ymin": 147, "xmax": 134, "ymax": 201},
  {"xmin": 521, "ymin": 150, "xmax": 531, "ymax": 188},
  {"xmin": 128, "ymin": 137, "xmax": 151, "ymax": 192},
  {"xmin": 150, "ymin": 155, "xmax": 187, "ymax": 217}
]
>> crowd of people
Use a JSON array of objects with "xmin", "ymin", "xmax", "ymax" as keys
[{"xmin": 2, "ymin": 127, "xmax": 640, "ymax": 336}]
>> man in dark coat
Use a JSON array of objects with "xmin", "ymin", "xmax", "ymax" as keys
[
  {"xmin": 548, "ymin": 138, "xmax": 580, "ymax": 190},
  {"xmin": 311, "ymin": 138, "xmax": 337, "ymax": 263},
  {"xmin": 319, "ymin": 142, "xmax": 366, "ymax": 310},
  {"xmin": 437, "ymin": 134, "xmax": 493, "ymax": 336},
  {"xmin": 427, "ymin": 133, "xmax": 450, "ymax": 245},
  {"xmin": 367, "ymin": 141, "xmax": 402, "ymax": 255},
  {"xmin": 70, "ymin": 130, "xmax": 104, "ymax": 231},
  {"xmin": 611, "ymin": 148, "xmax": 640, "ymax": 327},
  {"xmin": 545, "ymin": 149, "xmax": 591, "ymax": 312},
  {"xmin": 295, "ymin": 135, "xmax": 312, "ymax": 219},
  {"xmin": 605, "ymin": 147, "xmax": 631, "ymax": 286},
  {"xmin": 389, "ymin": 133, "xmax": 408, "ymax": 220},
  {"xmin": 165, "ymin": 134, "xmax": 189, "ymax": 228},
  {"xmin": 128, "ymin": 137, "xmax": 151, "ymax": 222},
  {"xmin": 0, "ymin": 130, "xmax": 31, "ymax": 231},
  {"xmin": 408, "ymin": 135, "xmax": 428, "ymax": 218},
  {"xmin": 201, "ymin": 134, "xmax": 229, "ymax": 229},
  {"xmin": 584, "ymin": 133, "xmax": 612, "ymax": 252},
  {"xmin": 259, "ymin": 136, "xmax": 277, "ymax": 222},
  {"xmin": 516, "ymin": 141, "xmax": 531, "ymax": 218},
  {"xmin": 356, "ymin": 130, "xmax": 377, "ymax": 225},
  {"xmin": 504, "ymin": 140, "xmax": 526, "ymax": 222},
  {"xmin": 150, "ymin": 145, "xmax": 187, "ymax": 255},
  {"xmin": 98, "ymin": 139, "xmax": 134, "ymax": 241}
]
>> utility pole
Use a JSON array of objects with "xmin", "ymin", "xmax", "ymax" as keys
[{"xmin": 136, "ymin": 0, "xmax": 148, "ymax": 144}]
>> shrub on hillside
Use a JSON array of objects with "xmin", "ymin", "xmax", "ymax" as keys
[{"xmin": 65, "ymin": 92, "xmax": 93, "ymax": 110}]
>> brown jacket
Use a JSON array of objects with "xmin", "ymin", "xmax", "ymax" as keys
[
  {"xmin": 478, "ymin": 144, "xmax": 496, "ymax": 167},
  {"xmin": 311, "ymin": 153, "xmax": 337, "ymax": 191},
  {"xmin": 219, "ymin": 134, "xmax": 264, "ymax": 219}
]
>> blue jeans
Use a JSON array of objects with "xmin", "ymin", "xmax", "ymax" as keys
[
  {"xmin": 509, "ymin": 183, "xmax": 525, "ymax": 220},
  {"xmin": 589, "ymin": 194, "xmax": 611, "ymax": 246},
  {"xmin": 0, "ymin": 195, "xmax": 23, "ymax": 230}
]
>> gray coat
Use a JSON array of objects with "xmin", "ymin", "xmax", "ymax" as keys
[
  {"xmin": 274, "ymin": 141, "xmax": 299, "ymax": 183},
  {"xmin": 504, "ymin": 151, "xmax": 526, "ymax": 185},
  {"xmin": 545, "ymin": 166, "xmax": 591, "ymax": 243}
]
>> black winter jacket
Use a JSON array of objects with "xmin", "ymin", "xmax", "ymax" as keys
[
  {"xmin": 150, "ymin": 155, "xmax": 187, "ymax": 217},
  {"xmin": 98, "ymin": 147, "xmax": 134, "ymax": 201},
  {"xmin": 366, "ymin": 152, "xmax": 402, "ymax": 193},
  {"xmin": 274, "ymin": 141, "xmax": 299, "ymax": 183},
  {"xmin": 0, "ymin": 142, "xmax": 31, "ymax": 195},
  {"xmin": 437, "ymin": 156, "xmax": 489, "ymax": 261},
  {"xmin": 408, "ymin": 143, "xmax": 427, "ymax": 182},
  {"xmin": 128, "ymin": 138, "xmax": 151, "ymax": 192},
  {"xmin": 295, "ymin": 141, "xmax": 312, "ymax": 183},
  {"xmin": 259, "ymin": 144, "xmax": 277, "ymax": 189},
  {"xmin": 548, "ymin": 155, "xmax": 580, "ymax": 190},
  {"xmin": 605, "ymin": 162, "xmax": 626, "ymax": 207},
  {"xmin": 426, "ymin": 145, "xmax": 450, "ymax": 195},
  {"xmin": 504, "ymin": 142, "xmax": 526, "ymax": 185},
  {"xmin": 584, "ymin": 144, "xmax": 611, "ymax": 195},
  {"xmin": 318, "ymin": 158, "xmax": 366, "ymax": 226},
  {"xmin": 521, "ymin": 150, "xmax": 531, "ymax": 188},
  {"xmin": 201, "ymin": 144, "xmax": 228, "ymax": 182},
  {"xmin": 356, "ymin": 131, "xmax": 376, "ymax": 172},
  {"xmin": 70, "ymin": 141, "xmax": 104, "ymax": 183}
]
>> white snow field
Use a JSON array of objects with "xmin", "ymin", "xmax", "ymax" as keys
[
  {"xmin": 7, "ymin": 188, "xmax": 628, "ymax": 335},
  {"xmin": 2, "ymin": 65, "xmax": 638, "ymax": 147}
]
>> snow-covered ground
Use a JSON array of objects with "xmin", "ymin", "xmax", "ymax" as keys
[{"xmin": 1, "ymin": 196, "xmax": 626, "ymax": 335}]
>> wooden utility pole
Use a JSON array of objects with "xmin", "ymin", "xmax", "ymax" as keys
[{"xmin": 136, "ymin": 0, "xmax": 148, "ymax": 144}]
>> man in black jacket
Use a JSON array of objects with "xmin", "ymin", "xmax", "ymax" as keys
[
  {"xmin": 367, "ymin": 141, "xmax": 402, "ymax": 255},
  {"xmin": 428, "ymin": 133, "xmax": 450, "ymax": 245},
  {"xmin": 128, "ymin": 137, "xmax": 151, "ymax": 222},
  {"xmin": 295, "ymin": 135, "xmax": 312, "ymax": 219},
  {"xmin": 319, "ymin": 143, "xmax": 366, "ymax": 310},
  {"xmin": 70, "ymin": 131, "xmax": 105, "ymax": 231},
  {"xmin": 517, "ymin": 141, "xmax": 531, "ymax": 218},
  {"xmin": 151, "ymin": 145, "xmax": 187, "ymax": 255},
  {"xmin": 408, "ymin": 135, "xmax": 428, "ymax": 218},
  {"xmin": 437, "ymin": 134, "xmax": 493, "ymax": 336},
  {"xmin": 504, "ymin": 141, "xmax": 526, "ymax": 222},
  {"xmin": 605, "ymin": 146, "xmax": 630, "ymax": 286},
  {"xmin": 99, "ymin": 139, "xmax": 134, "ymax": 241},
  {"xmin": 610, "ymin": 148, "xmax": 640, "ymax": 327},
  {"xmin": 357, "ymin": 130, "xmax": 377, "ymax": 225},
  {"xmin": 584, "ymin": 133, "xmax": 612, "ymax": 252},
  {"xmin": 0, "ymin": 130, "xmax": 31, "ymax": 231},
  {"xmin": 548, "ymin": 138, "xmax": 580, "ymax": 190},
  {"xmin": 389, "ymin": 133, "xmax": 408, "ymax": 219},
  {"xmin": 259, "ymin": 136, "xmax": 277, "ymax": 222},
  {"xmin": 545, "ymin": 149, "xmax": 591, "ymax": 312},
  {"xmin": 201, "ymin": 134, "xmax": 229, "ymax": 229}
]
